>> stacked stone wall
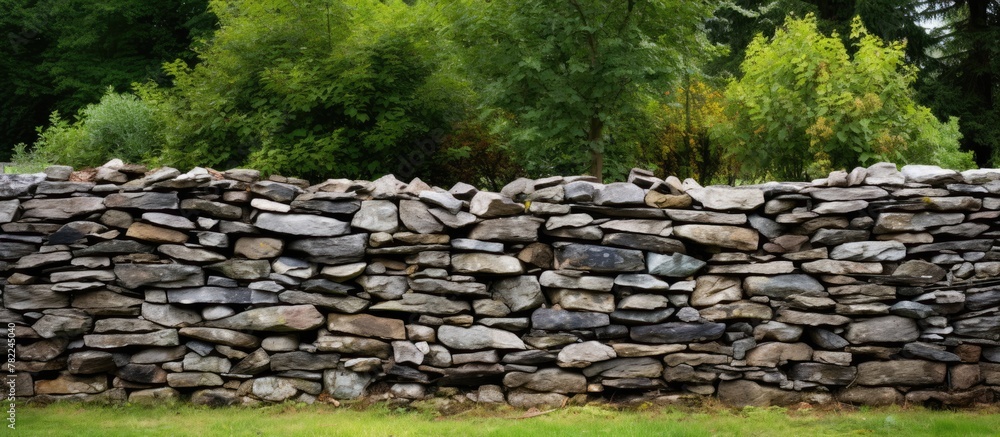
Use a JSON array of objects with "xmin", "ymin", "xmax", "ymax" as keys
[{"xmin": 2, "ymin": 161, "xmax": 1000, "ymax": 407}]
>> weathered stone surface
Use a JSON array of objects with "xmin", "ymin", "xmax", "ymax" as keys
[
  {"xmin": 789, "ymin": 363, "xmax": 857, "ymax": 385},
  {"xmin": 630, "ymin": 322, "xmax": 725, "ymax": 344},
  {"xmin": 800, "ymin": 260, "xmax": 882, "ymax": 275},
  {"xmin": 467, "ymin": 216, "xmax": 541, "ymax": 242},
  {"xmin": 369, "ymin": 293, "xmax": 471, "ymax": 315},
  {"xmin": 3, "ymin": 285, "xmax": 69, "ymax": 310},
  {"xmin": 744, "ymin": 275, "xmax": 825, "ymax": 299},
  {"xmin": 67, "ymin": 351, "xmax": 116, "ymax": 375},
  {"xmin": 105, "ymin": 192, "xmax": 180, "ymax": 210},
  {"xmin": 690, "ymin": 275, "xmax": 742, "ymax": 307},
  {"xmin": 233, "ymin": 237, "xmax": 284, "ymax": 259},
  {"xmin": 327, "ymin": 314, "xmax": 405, "ymax": 340},
  {"xmin": 717, "ymin": 380, "xmax": 802, "ymax": 407},
  {"xmin": 531, "ymin": 308, "xmax": 610, "ymax": 330},
  {"xmin": 158, "ymin": 245, "xmax": 227, "ymax": 263},
  {"xmin": 35, "ymin": 373, "xmax": 108, "ymax": 395},
  {"xmin": 167, "ymin": 372, "xmax": 224, "ymax": 388},
  {"xmin": 22, "ymin": 197, "xmax": 107, "ymax": 219},
  {"xmin": 314, "ymin": 335, "xmax": 390, "ymax": 358},
  {"xmin": 491, "ymin": 276, "xmax": 545, "ymax": 312},
  {"xmin": 557, "ymin": 341, "xmax": 616, "ymax": 367},
  {"xmin": 166, "ymin": 287, "xmax": 277, "ymax": 305},
  {"xmin": 593, "ymin": 183, "xmax": 645, "ymax": 206},
  {"xmin": 707, "ymin": 261, "xmax": 795, "ymax": 275},
  {"xmin": 469, "ymin": 192, "xmax": 523, "ymax": 217},
  {"xmin": 438, "ymin": 325, "xmax": 526, "ymax": 350},
  {"xmin": 776, "ymin": 309, "xmax": 852, "ymax": 326},
  {"xmin": 179, "ymin": 327, "xmax": 260, "ymax": 349},
  {"xmin": 601, "ymin": 233, "xmax": 686, "ymax": 254},
  {"xmin": 209, "ymin": 305, "xmax": 325, "ymax": 331},
  {"xmin": 278, "ymin": 291, "xmax": 369, "ymax": 314},
  {"xmin": 351, "ymin": 200, "xmax": 399, "ymax": 232},
  {"xmin": 142, "ymin": 303, "xmax": 202, "ymax": 327},
  {"xmin": 837, "ymin": 387, "xmax": 904, "ymax": 406},
  {"xmin": 32, "ymin": 309, "xmax": 93, "ymax": 338},
  {"xmin": 953, "ymin": 316, "xmax": 1000, "ymax": 340},
  {"xmin": 807, "ymin": 186, "xmax": 890, "ymax": 201},
  {"xmin": 506, "ymin": 391, "xmax": 568, "ymax": 409},
  {"xmin": 287, "ymin": 234, "xmax": 367, "ymax": 263},
  {"xmin": 539, "ymin": 271, "xmax": 613, "ymax": 291},
  {"xmin": 844, "ymin": 316, "xmax": 919, "ymax": 344},
  {"xmin": 84, "ymin": 330, "xmax": 180, "ymax": 349},
  {"xmin": 856, "ymin": 360, "xmax": 946, "ymax": 386},
  {"xmin": 672, "ymin": 225, "xmax": 759, "ymax": 251},
  {"xmin": 874, "ymin": 212, "xmax": 965, "ymax": 233},
  {"xmin": 829, "ymin": 241, "xmax": 906, "ymax": 261},
  {"xmin": 686, "ymin": 187, "xmax": 764, "ymax": 211},
  {"xmin": 646, "ymin": 252, "xmax": 706, "ymax": 277},
  {"xmin": 450, "ymin": 253, "xmax": 524, "ymax": 275},
  {"xmin": 270, "ymin": 352, "xmax": 340, "ymax": 371},
  {"xmin": 398, "ymin": 200, "xmax": 444, "ymax": 234},
  {"xmin": 745, "ymin": 342, "xmax": 813, "ymax": 367},
  {"xmin": 254, "ymin": 213, "xmax": 350, "ymax": 236},
  {"xmin": 700, "ymin": 302, "xmax": 772, "ymax": 321},
  {"xmin": 503, "ymin": 368, "xmax": 587, "ymax": 394},
  {"xmin": 356, "ymin": 275, "xmax": 408, "ymax": 300},
  {"xmin": 115, "ymin": 264, "xmax": 205, "ymax": 289},
  {"xmin": 553, "ymin": 244, "xmax": 644, "ymax": 272}
]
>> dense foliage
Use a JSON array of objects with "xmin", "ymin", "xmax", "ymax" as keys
[
  {"xmin": 718, "ymin": 15, "xmax": 973, "ymax": 180},
  {"xmin": 5, "ymin": 0, "xmax": 996, "ymax": 184}
]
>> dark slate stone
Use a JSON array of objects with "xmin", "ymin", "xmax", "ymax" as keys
[
  {"xmin": 252, "ymin": 181, "xmax": 302, "ymax": 203},
  {"xmin": 629, "ymin": 322, "xmax": 725, "ymax": 344},
  {"xmin": 966, "ymin": 289, "xmax": 1000, "ymax": 311},
  {"xmin": 952, "ymin": 316, "xmax": 1000, "ymax": 340},
  {"xmin": 531, "ymin": 308, "xmax": 610, "ymax": 331},
  {"xmin": 610, "ymin": 308, "xmax": 676, "ymax": 325},
  {"xmin": 104, "ymin": 192, "xmax": 180, "ymax": 210},
  {"xmin": 501, "ymin": 350, "xmax": 557, "ymax": 365},
  {"xmin": 908, "ymin": 239, "xmax": 993, "ymax": 254},
  {"xmin": 386, "ymin": 365, "xmax": 431, "ymax": 383},
  {"xmin": 116, "ymin": 363, "xmax": 168, "ymax": 384},
  {"xmin": 290, "ymin": 199, "xmax": 361, "ymax": 216},
  {"xmin": 809, "ymin": 328, "xmax": 850, "ymax": 350},
  {"xmin": 287, "ymin": 234, "xmax": 367, "ymax": 263},
  {"xmin": 594, "ymin": 324, "xmax": 629, "ymax": 340},
  {"xmin": 810, "ymin": 229, "xmax": 870, "ymax": 246},
  {"xmin": 600, "ymin": 233, "xmax": 686, "ymax": 254},
  {"xmin": 270, "ymin": 351, "xmax": 341, "ymax": 371},
  {"xmin": 789, "ymin": 363, "xmax": 857, "ymax": 385},
  {"xmin": 0, "ymin": 242, "xmax": 37, "ymax": 260},
  {"xmin": 554, "ymin": 244, "xmax": 645, "ymax": 272},
  {"xmin": 301, "ymin": 279, "xmax": 353, "ymax": 295},
  {"xmin": 73, "ymin": 240, "xmax": 155, "ymax": 257},
  {"xmin": 902, "ymin": 343, "xmax": 961, "ymax": 362}
]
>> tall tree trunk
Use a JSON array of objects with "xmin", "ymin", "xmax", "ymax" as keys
[{"xmin": 587, "ymin": 116, "xmax": 604, "ymax": 179}]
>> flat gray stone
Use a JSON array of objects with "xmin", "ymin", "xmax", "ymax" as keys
[
  {"xmin": 686, "ymin": 187, "xmax": 764, "ymax": 211},
  {"xmin": 254, "ymin": 213, "xmax": 350, "ymax": 236},
  {"xmin": 438, "ymin": 325, "xmax": 526, "ymax": 350}
]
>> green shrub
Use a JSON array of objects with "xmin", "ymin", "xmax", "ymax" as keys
[{"xmin": 30, "ymin": 87, "xmax": 160, "ymax": 168}]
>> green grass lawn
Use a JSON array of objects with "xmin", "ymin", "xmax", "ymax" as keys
[{"xmin": 12, "ymin": 401, "xmax": 1000, "ymax": 437}]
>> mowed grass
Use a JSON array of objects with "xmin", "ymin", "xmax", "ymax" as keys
[{"xmin": 14, "ymin": 401, "xmax": 1000, "ymax": 437}]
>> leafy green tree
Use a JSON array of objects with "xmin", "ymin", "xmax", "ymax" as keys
[
  {"xmin": 0, "ymin": 0, "xmax": 215, "ymax": 159},
  {"xmin": 919, "ymin": 0, "xmax": 999, "ymax": 166},
  {"xmin": 139, "ymin": 0, "xmax": 467, "ymax": 180},
  {"xmin": 717, "ymin": 14, "xmax": 974, "ymax": 181},
  {"xmin": 449, "ymin": 0, "xmax": 718, "ymax": 179}
]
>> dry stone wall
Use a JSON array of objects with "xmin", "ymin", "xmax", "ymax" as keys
[{"xmin": 2, "ymin": 161, "xmax": 1000, "ymax": 408}]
